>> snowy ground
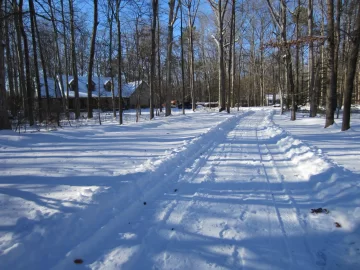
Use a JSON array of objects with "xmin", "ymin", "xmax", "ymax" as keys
[{"xmin": 0, "ymin": 108, "xmax": 360, "ymax": 270}]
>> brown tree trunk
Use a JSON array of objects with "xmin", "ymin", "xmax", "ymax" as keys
[
  {"xmin": 0, "ymin": 0, "xmax": 11, "ymax": 129},
  {"xmin": 35, "ymin": 12, "xmax": 50, "ymax": 120},
  {"xmin": 116, "ymin": 0, "xmax": 123, "ymax": 124},
  {"xmin": 87, "ymin": 0, "xmax": 98, "ymax": 119},
  {"xmin": 69, "ymin": 0, "xmax": 80, "ymax": 119},
  {"xmin": 180, "ymin": 1, "xmax": 185, "ymax": 115},
  {"xmin": 49, "ymin": 0, "xmax": 67, "ymax": 116},
  {"xmin": 29, "ymin": 0, "xmax": 42, "ymax": 122},
  {"xmin": 208, "ymin": 0, "xmax": 229, "ymax": 112},
  {"xmin": 19, "ymin": 0, "xmax": 34, "ymax": 125},
  {"xmin": 157, "ymin": 13, "xmax": 162, "ymax": 113},
  {"xmin": 227, "ymin": 0, "xmax": 235, "ymax": 112},
  {"xmin": 4, "ymin": 0, "xmax": 15, "ymax": 117},
  {"xmin": 165, "ymin": 0, "xmax": 178, "ymax": 116},
  {"xmin": 308, "ymin": 0, "xmax": 317, "ymax": 117},
  {"xmin": 14, "ymin": 0, "xmax": 26, "ymax": 115},
  {"xmin": 342, "ymin": 2, "xmax": 360, "ymax": 131},
  {"xmin": 325, "ymin": 0, "xmax": 335, "ymax": 127},
  {"xmin": 60, "ymin": 0, "xmax": 69, "ymax": 117},
  {"xmin": 150, "ymin": 0, "xmax": 158, "ymax": 119}
]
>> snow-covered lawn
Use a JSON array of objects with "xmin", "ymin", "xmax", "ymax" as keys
[{"xmin": 0, "ymin": 108, "xmax": 359, "ymax": 269}]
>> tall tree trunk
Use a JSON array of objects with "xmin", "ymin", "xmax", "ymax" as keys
[
  {"xmin": 165, "ymin": 0, "xmax": 178, "ymax": 116},
  {"xmin": 49, "ymin": 0, "xmax": 67, "ymax": 115},
  {"xmin": 14, "ymin": 0, "xmax": 26, "ymax": 115},
  {"xmin": 227, "ymin": 0, "xmax": 235, "ymax": 112},
  {"xmin": 308, "ymin": 0, "xmax": 317, "ymax": 117},
  {"xmin": 157, "ymin": 13, "xmax": 162, "ymax": 112},
  {"xmin": 334, "ymin": 0, "xmax": 342, "ymax": 111},
  {"xmin": 60, "ymin": 0, "xmax": 69, "ymax": 116},
  {"xmin": 29, "ymin": 0, "xmax": 42, "ymax": 122},
  {"xmin": 87, "ymin": 0, "xmax": 98, "ymax": 119},
  {"xmin": 186, "ymin": 0, "xmax": 199, "ymax": 111},
  {"xmin": 295, "ymin": 0, "xmax": 300, "ymax": 111},
  {"xmin": 180, "ymin": 1, "xmax": 185, "ymax": 115},
  {"xmin": 19, "ymin": 0, "xmax": 34, "ymax": 125},
  {"xmin": 69, "ymin": 0, "xmax": 80, "ymax": 118},
  {"xmin": 325, "ymin": 0, "xmax": 335, "ymax": 127},
  {"xmin": 150, "ymin": 0, "xmax": 158, "ymax": 119},
  {"xmin": 4, "ymin": 0, "xmax": 15, "ymax": 117},
  {"xmin": 208, "ymin": 0, "xmax": 229, "ymax": 112},
  {"xmin": 342, "ymin": 2, "xmax": 360, "ymax": 131},
  {"xmin": 35, "ymin": 12, "xmax": 50, "ymax": 120},
  {"xmin": 0, "ymin": 0, "xmax": 11, "ymax": 129},
  {"xmin": 107, "ymin": 1, "xmax": 116, "ymax": 117},
  {"xmin": 266, "ymin": 0, "xmax": 296, "ymax": 120},
  {"xmin": 231, "ymin": 2, "xmax": 235, "ymax": 108},
  {"xmin": 116, "ymin": 0, "xmax": 123, "ymax": 124}
]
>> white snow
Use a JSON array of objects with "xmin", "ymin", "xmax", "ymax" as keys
[
  {"xmin": 1, "ymin": 108, "xmax": 360, "ymax": 269},
  {"xmin": 39, "ymin": 75, "xmax": 143, "ymax": 98}
]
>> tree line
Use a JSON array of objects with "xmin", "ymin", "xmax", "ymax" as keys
[{"xmin": 0, "ymin": 0, "xmax": 359, "ymax": 130}]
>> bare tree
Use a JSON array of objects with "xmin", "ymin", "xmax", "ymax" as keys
[
  {"xmin": 180, "ymin": 0, "xmax": 185, "ymax": 114},
  {"xmin": 0, "ymin": 0, "xmax": 11, "ymax": 129},
  {"xmin": 184, "ymin": 0, "xmax": 200, "ymax": 111},
  {"xmin": 342, "ymin": 1, "xmax": 360, "ymax": 131},
  {"xmin": 115, "ymin": 0, "xmax": 123, "ymax": 124},
  {"xmin": 87, "ymin": 0, "xmax": 99, "ymax": 119},
  {"xmin": 266, "ymin": 0, "xmax": 296, "ymax": 120},
  {"xmin": 308, "ymin": 0, "xmax": 317, "ymax": 117},
  {"xmin": 325, "ymin": 0, "xmax": 335, "ymax": 127},
  {"xmin": 165, "ymin": 0, "xmax": 179, "ymax": 116},
  {"xmin": 69, "ymin": 0, "xmax": 80, "ymax": 119},
  {"xmin": 208, "ymin": 0, "xmax": 230, "ymax": 112},
  {"xmin": 150, "ymin": 0, "xmax": 158, "ymax": 119}
]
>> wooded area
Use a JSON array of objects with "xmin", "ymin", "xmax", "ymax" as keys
[{"xmin": 0, "ymin": 0, "xmax": 360, "ymax": 130}]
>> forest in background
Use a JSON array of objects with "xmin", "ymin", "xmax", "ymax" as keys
[{"xmin": 0, "ymin": 0, "xmax": 360, "ymax": 131}]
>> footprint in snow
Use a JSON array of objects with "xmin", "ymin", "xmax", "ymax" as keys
[{"xmin": 315, "ymin": 251, "xmax": 327, "ymax": 266}]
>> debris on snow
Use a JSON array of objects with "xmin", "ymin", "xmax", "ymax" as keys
[{"xmin": 311, "ymin": 208, "xmax": 329, "ymax": 214}]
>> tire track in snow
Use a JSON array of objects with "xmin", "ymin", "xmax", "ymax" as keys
[
  {"xmin": 256, "ymin": 110, "xmax": 318, "ymax": 269},
  {"xmin": 120, "ymin": 113, "xmax": 253, "ymax": 270},
  {"xmin": 51, "ymin": 111, "xmax": 254, "ymax": 270}
]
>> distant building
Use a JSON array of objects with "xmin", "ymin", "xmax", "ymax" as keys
[
  {"xmin": 265, "ymin": 94, "xmax": 281, "ymax": 106},
  {"xmin": 38, "ymin": 75, "xmax": 150, "ymax": 110}
]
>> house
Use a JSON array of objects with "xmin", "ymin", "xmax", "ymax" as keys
[
  {"xmin": 265, "ymin": 94, "xmax": 281, "ymax": 106},
  {"xmin": 38, "ymin": 75, "xmax": 150, "ymax": 111}
]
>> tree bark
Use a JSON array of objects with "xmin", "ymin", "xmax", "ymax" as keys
[
  {"xmin": 87, "ymin": 0, "xmax": 98, "ymax": 119},
  {"xmin": 308, "ymin": 0, "xmax": 317, "ymax": 117},
  {"xmin": 4, "ymin": 0, "xmax": 15, "ymax": 117},
  {"xmin": 157, "ymin": 12, "xmax": 162, "ymax": 112},
  {"xmin": 180, "ymin": 1, "xmax": 185, "ymax": 115},
  {"xmin": 29, "ymin": 0, "xmax": 42, "ymax": 122},
  {"xmin": 165, "ymin": 0, "xmax": 178, "ymax": 116},
  {"xmin": 342, "ymin": 2, "xmax": 360, "ymax": 131},
  {"xmin": 69, "ymin": 0, "xmax": 80, "ymax": 119},
  {"xmin": 116, "ymin": 0, "xmax": 123, "ymax": 124},
  {"xmin": 325, "ymin": 0, "xmax": 335, "ymax": 127},
  {"xmin": 208, "ymin": 0, "xmax": 229, "ymax": 112},
  {"xmin": 19, "ymin": 0, "xmax": 34, "ymax": 125},
  {"xmin": 0, "ymin": 0, "xmax": 11, "ymax": 129},
  {"xmin": 150, "ymin": 0, "xmax": 158, "ymax": 119},
  {"xmin": 14, "ymin": 0, "xmax": 26, "ymax": 116}
]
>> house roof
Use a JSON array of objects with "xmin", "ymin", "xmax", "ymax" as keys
[{"xmin": 39, "ymin": 75, "xmax": 145, "ymax": 98}]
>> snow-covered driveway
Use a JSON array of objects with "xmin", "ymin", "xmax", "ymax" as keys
[{"xmin": 1, "ymin": 109, "xmax": 359, "ymax": 270}]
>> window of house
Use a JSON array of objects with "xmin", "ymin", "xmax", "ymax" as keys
[{"xmin": 104, "ymin": 81, "xmax": 112, "ymax": 92}]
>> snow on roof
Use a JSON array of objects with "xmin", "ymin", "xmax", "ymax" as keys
[
  {"xmin": 39, "ymin": 75, "xmax": 144, "ymax": 98},
  {"xmin": 39, "ymin": 77, "xmax": 62, "ymax": 98},
  {"xmin": 122, "ymin": 81, "xmax": 143, "ymax": 98}
]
